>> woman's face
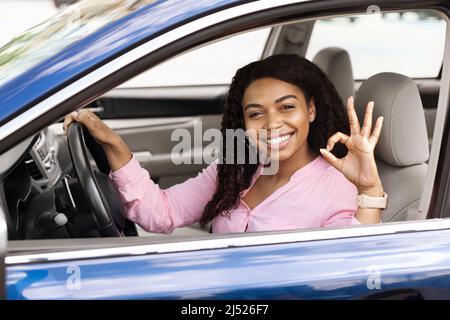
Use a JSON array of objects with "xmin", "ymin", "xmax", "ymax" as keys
[{"xmin": 242, "ymin": 77, "xmax": 316, "ymax": 163}]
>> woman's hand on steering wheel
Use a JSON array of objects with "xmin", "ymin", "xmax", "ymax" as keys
[
  {"xmin": 63, "ymin": 109, "xmax": 116, "ymax": 146},
  {"xmin": 63, "ymin": 109, "xmax": 132, "ymax": 172}
]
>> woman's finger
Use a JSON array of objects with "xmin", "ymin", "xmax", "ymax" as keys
[
  {"xmin": 63, "ymin": 109, "xmax": 102, "ymax": 136},
  {"xmin": 361, "ymin": 101, "xmax": 374, "ymax": 137},
  {"xmin": 326, "ymin": 131, "xmax": 349, "ymax": 151},
  {"xmin": 347, "ymin": 96, "xmax": 361, "ymax": 135},
  {"xmin": 320, "ymin": 148, "xmax": 343, "ymax": 172},
  {"xmin": 75, "ymin": 109, "xmax": 101, "ymax": 132},
  {"xmin": 63, "ymin": 118, "xmax": 70, "ymax": 133},
  {"xmin": 369, "ymin": 116, "xmax": 384, "ymax": 146},
  {"xmin": 63, "ymin": 114, "xmax": 76, "ymax": 134}
]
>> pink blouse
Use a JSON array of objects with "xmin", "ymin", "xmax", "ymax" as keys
[{"xmin": 108, "ymin": 155, "xmax": 360, "ymax": 234}]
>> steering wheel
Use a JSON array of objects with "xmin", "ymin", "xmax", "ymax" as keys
[{"xmin": 67, "ymin": 122, "xmax": 138, "ymax": 237}]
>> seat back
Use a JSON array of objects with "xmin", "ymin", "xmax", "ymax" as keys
[
  {"xmin": 313, "ymin": 47, "xmax": 355, "ymax": 103},
  {"xmin": 355, "ymin": 72, "xmax": 429, "ymax": 222}
]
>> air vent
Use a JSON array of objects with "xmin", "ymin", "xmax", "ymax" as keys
[{"xmin": 24, "ymin": 156, "xmax": 43, "ymax": 180}]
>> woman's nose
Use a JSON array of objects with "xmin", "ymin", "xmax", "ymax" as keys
[{"xmin": 266, "ymin": 112, "xmax": 283, "ymax": 129}]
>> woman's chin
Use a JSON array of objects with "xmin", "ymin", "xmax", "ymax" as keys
[{"xmin": 266, "ymin": 148, "xmax": 294, "ymax": 163}]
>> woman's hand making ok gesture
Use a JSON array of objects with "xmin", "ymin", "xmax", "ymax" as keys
[{"xmin": 319, "ymin": 96, "xmax": 384, "ymax": 196}]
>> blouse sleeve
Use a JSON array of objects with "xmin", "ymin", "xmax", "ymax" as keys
[{"xmin": 108, "ymin": 154, "xmax": 219, "ymax": 234}]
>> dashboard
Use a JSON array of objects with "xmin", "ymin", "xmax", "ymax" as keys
[
  {"xmin": 25, "ymin": 131, "xmax": 62, "ymax": 191},
  {"xmin": 0, "ymin": 128, "xmax": 98, "ymax": 240},
  {"xmin": 0, "ymin": 130, "xmax": 62, "ymax": 239}
]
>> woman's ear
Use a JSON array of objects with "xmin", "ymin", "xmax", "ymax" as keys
[{"xmin": 308, "ymin": 97, "xmax": 316, "ymax": 123}]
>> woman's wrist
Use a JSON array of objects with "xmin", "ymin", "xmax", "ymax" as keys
[{"xmin": 357, "ymin": 178, "xmax": 384, "ymax": 197}]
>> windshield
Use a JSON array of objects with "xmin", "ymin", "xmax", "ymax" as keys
[{"xmin": 0, "ymin": 0, "xmax": 156, "ymax": 86}]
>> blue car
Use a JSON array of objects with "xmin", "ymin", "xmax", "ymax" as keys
[{"xmin": 1, "ymin": 0, "xmax": 450, "ymax": 300}]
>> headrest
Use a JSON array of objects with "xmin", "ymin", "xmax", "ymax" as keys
[
  {"xmin": 313, "ymin": 47, "xmax": 355, "ymax": 103},
  {"xmin": 355, "ymin": 72, "xmax": 429, "ymax": 167}
]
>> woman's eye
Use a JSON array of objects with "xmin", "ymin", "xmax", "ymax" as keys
[
  {"xmin": 249, "ymin": 112, "xmax": 262, "ymax": 118},
  {"xmin": 282, "ymin": 104, "xmax": 295, "ymax": 110}
]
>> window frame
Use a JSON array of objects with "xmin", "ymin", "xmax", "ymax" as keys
[{"xmin": 2, "ymin": 0, "xmax": 450, "ymax": 265}]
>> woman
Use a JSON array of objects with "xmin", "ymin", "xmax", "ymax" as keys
[{"xmin": 64, "ymin": 54, "xmax": 385, "ymax": 233}]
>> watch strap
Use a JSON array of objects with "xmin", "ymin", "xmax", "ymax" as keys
[{"xmin": 357, "ymin": 192, "xmax": 388, "ymax": 209}]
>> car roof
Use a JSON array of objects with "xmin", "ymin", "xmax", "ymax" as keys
[{"xmin": 0, "ymin": 0, "xmax": 240, "ymax": 124}]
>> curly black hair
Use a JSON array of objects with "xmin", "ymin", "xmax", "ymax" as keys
[{"xmin": 199, "ymin": 54, "xmax": 350, "ymax": 228}]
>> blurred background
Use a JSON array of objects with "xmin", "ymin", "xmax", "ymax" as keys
[{"xmin": 0, "ymin": 0, "xmax": 58, "ymax": 48}]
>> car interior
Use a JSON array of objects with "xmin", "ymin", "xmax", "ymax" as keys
[{"xmin": 0, "ymin": 9, "xmax": 445, "ymax": 243}]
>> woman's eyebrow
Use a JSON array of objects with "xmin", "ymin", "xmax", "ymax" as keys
[
  {"xmin": 243, "ymin": 95, "xmax": 298, "ymax": 111},
  {"xmin": 244, "ymin": 103, "xmax": 262, "ymax": 111},
  {"xmin": 275, "ymin": 95, "xmax": 298, "ymax": 104}
]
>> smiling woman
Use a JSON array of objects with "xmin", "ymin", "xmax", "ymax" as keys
[{"xmin": 65, "ymin": 54, "xmax": 385, "ymax": 234}]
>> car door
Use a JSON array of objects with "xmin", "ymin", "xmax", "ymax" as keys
[
  {"xmin": 3, "ymin": 0, "xmax": 450, "ymax": 300},
  {"xmin": 6, "ymin": 221, "xmax": 450, "ymax": 300}
]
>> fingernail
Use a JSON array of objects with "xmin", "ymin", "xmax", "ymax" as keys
[
  {"xmin": 326, "ymin": 145, "xmax": 331, "ymax": 151},
  {"xmin": 71, "ymin": 111, "xmax": 78, "ymax": 119},
  {"xmin": 320, "ymin": 148, "xmax": 326, "ymax": 153}
]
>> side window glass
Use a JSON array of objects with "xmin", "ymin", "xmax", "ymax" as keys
[
  {"xmin": 119, "ymin": 28, "xmax": 271, "ymax": 88},
  {"xmin": 306, "ymin": 10, "xmax": 446, "ymax": 79}
]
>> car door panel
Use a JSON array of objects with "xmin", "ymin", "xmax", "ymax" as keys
[
  {"xmin": 6, "ymin": 228, "xmax": 450, "ymax": 300},
  {"xmin": 102, "ymin": 115, "xmax": 222, "ymax": 184}
]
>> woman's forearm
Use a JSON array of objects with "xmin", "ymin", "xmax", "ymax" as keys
[{"xmin": 102, "ymin": 134, "xmax": 132, "ymax": 172}]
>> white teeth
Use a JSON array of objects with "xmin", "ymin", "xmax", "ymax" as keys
[{"xmin": 267, "ymin": 134, "xmax": 292, "ymax": 145}]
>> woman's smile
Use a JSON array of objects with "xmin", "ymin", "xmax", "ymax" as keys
[{"xmin": 264, "ymin": 131, "xmax": 295, "ymax": 150}]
